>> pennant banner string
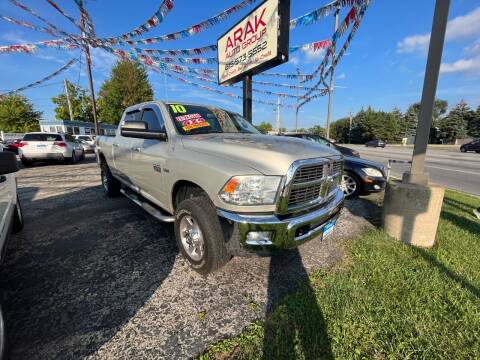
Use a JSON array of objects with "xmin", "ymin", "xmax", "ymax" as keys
[
  {"xmin": 45, "ymin": 0, "xmax": 81, "ymax": 30},
  {"xmin": 93, "ymin": 0, "xmax": 255, "ymax": 46},
  {"xmin": 0, "ymin": 58, "xmax": 76, "ymax": 97},
  {"xmin": 299, "ymin": 0, "xmax": 370, "ymax": 107},
  {"xmin": 7, "ymin": 0, "xmax": 77, "ymax": 42},
  {"xmin": 0, "ymin": 14, "xmax": 60, "ymax": 37}
]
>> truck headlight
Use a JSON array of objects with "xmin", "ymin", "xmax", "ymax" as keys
[
  {"xmin": 219, "ymin": 176, "xmax": 282, "ymax": 205},
  {"xmin": 361, "ymin": 168, "xmax": 384, "ymax": 177}
]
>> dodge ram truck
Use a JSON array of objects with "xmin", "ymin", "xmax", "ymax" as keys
[{"xmin": 96, "ymin": 101, "xmax": 345, "ymax": 274}]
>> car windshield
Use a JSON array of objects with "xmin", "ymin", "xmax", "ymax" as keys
[
  {"xmin": 78, "ymin": 136, "xmax": 91, "ymax": 141},
  {"xmin": 23, "ymin": 133, "xmax": 62, "ymax": 141},
  {"xmin": 302, "ymin": 134, "xmax": 333, "ymax": 147},
  {"xmin": 167, "ymin": 103, "xmax": 260, "ymax": 135}
]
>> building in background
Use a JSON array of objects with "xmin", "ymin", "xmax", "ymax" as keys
[{"xmin": 38, "ymin": 120, "xmax": 117, "ymax": 136}]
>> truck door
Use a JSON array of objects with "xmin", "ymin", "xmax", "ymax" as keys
[
  {"xmin": 112, "ymin": 110, "xmax": 138, "ymax": 183},
  {"xmin": 130, "ymin": 106, "xmax": 169, "ymax": 207}
]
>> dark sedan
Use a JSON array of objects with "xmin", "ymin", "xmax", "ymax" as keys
[
  {"xmin": 460, "ymin": 139, "xmax": 480, "ymax": 153},
  {"xmin": 281, "ymin": 133, "xmax": 386, "ymax": 198},
  {"xmin": 365, "ymin": 139, "xmax": 386, "ymax": 148}
]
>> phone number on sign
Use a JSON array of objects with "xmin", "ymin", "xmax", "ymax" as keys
[{"xmin": 225, "ymin": 41, "xmax": 267, "ymax": 71}]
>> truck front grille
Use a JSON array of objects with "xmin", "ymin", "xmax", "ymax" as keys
[{"xmin": 285, "ymin": 160, "xmax": 343, "ymax": 211}]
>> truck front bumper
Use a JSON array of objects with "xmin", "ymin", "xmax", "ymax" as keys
[{"xmin": 217, "ymin": 188, "xmax": 345, "ymax": 256}]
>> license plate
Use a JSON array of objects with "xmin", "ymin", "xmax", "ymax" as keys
[
  {"xmin": 323, "ymin": 219, "xmax": 337, "ymax": 239},
  {"xmin": 36, "ymin": 145, "xmax": 46, "ymax": 149}
]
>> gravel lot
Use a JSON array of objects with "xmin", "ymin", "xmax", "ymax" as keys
[{"xmin": 1, "ymin": 155, "xmax": 377, "ymax": 359}]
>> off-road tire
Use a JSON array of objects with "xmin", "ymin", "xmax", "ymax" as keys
[
  {"xmin": 12, "ymin": 195, "xmax": 24, "ymax": 234},
  {"xmin": 174, "ymin": 196, "xmax": 230, "ymax": 274},
  {"xmin": 101, "ymin": 161, "xmax": 121, "ymax": 197}
]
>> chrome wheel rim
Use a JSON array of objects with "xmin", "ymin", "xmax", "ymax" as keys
[
  {"xmin": 179, "ymin": 215, "xmax": 204, "ymax": 261},
  {"xmin": 102, "ymin": 170, "xmax": 108, "ymax": 192},
  {"xmin": 341, "ymin": 174, "xmax": 357, "ymax": 196}
]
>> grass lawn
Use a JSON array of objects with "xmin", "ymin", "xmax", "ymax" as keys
[{"xmin": 200, "ymin": 190, "xmax": 480, "ymax": 359}]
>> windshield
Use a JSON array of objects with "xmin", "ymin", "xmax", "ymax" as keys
[
  {"xmin": 167, "ymin": 103, "xmax": 260, "ymax": 135},
  {"xmin": 302, "ymin": 134, "xmax": 331, "ymax": 146}
]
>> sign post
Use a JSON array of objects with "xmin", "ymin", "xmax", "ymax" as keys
[{"xmin": 217, "ymin": 0, "xmax": 290, "ymax": 122}]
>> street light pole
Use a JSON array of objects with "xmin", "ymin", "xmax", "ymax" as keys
[
  {"xmin": 403, "ymin": 0, "xmax": 450, "ymax": 185},
  {"xmin": 325, "ymin": 9, "xmax": 339, "ymax": 139},
  {"xmin": 79, "ymin": 5, "xmax": 99, "ymax": 136},
  {"xmin": 64, "ymin": 78, "xmax": 74, "ymax": 121}
]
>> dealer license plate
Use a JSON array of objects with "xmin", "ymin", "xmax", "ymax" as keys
[{"xmin": 322, "ymin": 219, "xmax": 337, "ymax": 239}]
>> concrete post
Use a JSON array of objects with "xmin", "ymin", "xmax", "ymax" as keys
[{"xmin": 383, "ymin": 0, "xmax": 450, "ymax": 248}]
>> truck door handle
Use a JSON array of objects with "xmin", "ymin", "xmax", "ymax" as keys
[
  {"xmin": 131, "ymin": 147, "xmax": 141, "ymax": 152},
  {"xmin": 113, "ymin": 143, "xmax": 119, "ymax": 147}
]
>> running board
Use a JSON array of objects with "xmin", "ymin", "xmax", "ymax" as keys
[{"xmin": 120, "ymin": 188, "xmax": 175, "ymax": 223}]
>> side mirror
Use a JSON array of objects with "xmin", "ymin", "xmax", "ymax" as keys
[
  {"xmin": 121, "ymin": 122, "xmax": 167, "ymax": 141},
  {"xmin": 0, "ymin": 151, "xmax": 19, "ymax": 175}
]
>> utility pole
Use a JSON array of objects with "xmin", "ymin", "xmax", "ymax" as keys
[
  {"xmin": 348, "ymin": 111, "xmax": 352, "ymax": 144},
  {"xmin": 326, "ymin": 9, "xmax": 339, "ymax": 139},
  {"xmin": 243, "ymin": 74, "xmax": 253, "ymax": 123},
  {"xmin": 64, "ymin": 78, "xmax": 74, "ymax": 121},
  {"xmin": 79, "ymin": 3, "xmax": 99, "ymax": 136},
  {"xmin": 276, "ymin": 97, "xmax": 281, "ymax": 133},
  {"xmin": 295, "ymin": 67, "xmax": 300, "ymax": 132}
]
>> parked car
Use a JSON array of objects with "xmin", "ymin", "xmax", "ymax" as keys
[
  {"xmin": 460, "ymin": 139, "xmax": 480, "ymax": 153},
  {"xmin": 97, "ymin": 101, "xmax": 345, "ymax": 274},
  {"xmin": 0, "ymin": 151, "xmax": 24, "ymax": 359},
  {"xmin": 3, "ymin": 139, "xmax": 22, "ymax": 155},
  {"xmin": 76, "ymin": 139, "xmax": 95, "ymax": 154},
  {"xmin": 365, "ymin": 139, "xmax": 386, "ymax": 148},
  {"xmin": 281, "ymin": 133, "xmax": 386, "ymax": 198},
  {"xmin": 18, "ymin": 132, "xmax": 85, "ymax": 166},
  {"xmin": 281, "ymin": 132, "xmax": 360, "ymax": 157},
  {"xmin": 74, "ymin": 135, "xmax": 95, "ymax": 145}
]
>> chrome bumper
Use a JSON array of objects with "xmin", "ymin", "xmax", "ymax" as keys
[{"xmin": 217, "ymin": 188, "xmax": 345, "ymax": 253}]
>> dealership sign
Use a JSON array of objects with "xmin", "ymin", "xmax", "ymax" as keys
[{"xmin": 217, "ymin": 0, "xmax": 290, "ymax": 85}]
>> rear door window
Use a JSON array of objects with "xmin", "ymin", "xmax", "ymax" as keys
[{"xmin": 23, "ymin": 134, "xmax": 62, "ymax": 141}]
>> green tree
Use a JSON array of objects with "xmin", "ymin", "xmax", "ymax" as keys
[
  {"xmin": 256, "ymin": 121, "xmax": 273, "ymax": 134},
  {"xmin": 439, "ymin": 100, "xmax": 472, "ymax": 143},
  {"xmin": 398, "ymin": 105, "xmax": 418, "ymax": 138},
  {"xmin": 349, "ymin": 107, "xmax": 398, "ymax": 143},
  {"xmin": 0, "ymin": 94, "xmax": 41, "ymax": 133},
  {"xmin": 51, "ymin": 81, "xmax": 93, "ymax": 121},
  {"xmin": 467, "ymin": 105, "xmax": 480, "ymax": 138},
  {"xmin": 412, "ymin": 99, "xmax": 448, "ymax": 127},
  {"xmin": 308, "ymin": 125, "xmax": 325, "ymax": 136},
  {"xmin": 330, "ymin": 118, "xmax": 350, "ymax": 143},
  {"xmin": 97, "ymin": 60, "xmax": 154, "ymax": 124}
]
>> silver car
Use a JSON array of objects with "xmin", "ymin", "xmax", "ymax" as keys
[
  {"xmin": 18, "ymin": 132, "xmax": 85, "ymax": 166},
  {"xmin": 75, "ymin": 139, "xmax": 96, "ymax": 154},
  {"xmin": 0, "ymin": 151, "xmax": 23, "ymax": 358}
]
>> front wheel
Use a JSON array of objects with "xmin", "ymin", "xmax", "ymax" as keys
[
  {"xmin": 340, "ymin": 172, "xmax": 361, "ymax": 198},
  {"xmin": 20, "ymin": 158, "xmax": 33, "ymax": 167},
  {"xmin": 174, "ymin": 196, "xmax": 230, "ymax": 274},
  {"xmin": 101, "ymin": 162, "xmax": 121, "ymax": 197},
  {"xmin": 460, "ymin": 147, "xmax": 467, "ymax": 153}
]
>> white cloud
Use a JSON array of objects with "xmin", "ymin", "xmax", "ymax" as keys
[
  {"xmin": 336, "ymin": 72, "xmax": 346, "ymax": 80},
  {"xmin": 440, "ymin": 55, "xmax": 480, "ymax": 74},
  {"xmin": 1, "ymin": 31, "xmax": 28, "ymax": 44},
  {"xmin": 305, "ymin": 48, "xmax": 325, "ymax": 62},
  {"xmin": 289, "ymin": 56, "xmax": 299, "ymax": 65},
  {"xmin": 397, "ymin": 7, "xmax": 480, "ymax": 53},
  {"xmin": 464, "ymin": 39, "xmax": 480, "ymax": 55},
  {"xmin": 89, "ymin": 47, "xmax": 117, "ymax": 76}
]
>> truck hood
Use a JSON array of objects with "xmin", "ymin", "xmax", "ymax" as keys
[{"xmin": 181, "ymin": 133, "xmax": 341, "ymax": 175}]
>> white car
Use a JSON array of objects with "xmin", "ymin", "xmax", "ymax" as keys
[
  {"xmin": 18, "ymin": 132, "xmax": 85, "ymax": 166},
  {"xmin": 75, "ymin": 138, "xmax": 96, "ymax": 154},
  {"xmin": 74, "ymin": 135, "xmax": 95, "ymax": 145},
  {"xmin": 0, "ymin": 151, "xmax": 23, "ymax": 358}
]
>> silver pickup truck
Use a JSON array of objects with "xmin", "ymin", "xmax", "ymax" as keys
[{"xmin": 96, "ymin": 101, "xmax": 345, "ymax": 274}]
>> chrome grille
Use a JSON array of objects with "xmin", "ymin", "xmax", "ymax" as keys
[
  {"xmin": 292, "ymin": 164, "xmax": 324, "ymax": 184},
  {"xmin": 285, "ymin": 159, "xmax": 343, "ymax": 211}
]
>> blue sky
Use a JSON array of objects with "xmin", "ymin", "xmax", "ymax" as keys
[{"xmin": 1, "ymin": 0, "xmax": 479, "ymax": 130}]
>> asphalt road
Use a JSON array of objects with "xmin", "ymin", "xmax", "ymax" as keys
[
  {"xmin": 345, "ymin": 145, "xmax": 480, "ymax": 196},
  {"xmin": 1, "ymin": 155, "xmax": 377, "ymax": 359}
]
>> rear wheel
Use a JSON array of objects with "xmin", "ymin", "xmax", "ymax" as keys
[
  {"xmin": 341, "ymin": 172, "xmax": 361, "ymax": 198},
  {"xmin": 12, "ymin": 195, "xmax": 24, "ymax": 234},
  {"xmin": 101, "ymin": 162, "xmax": 121, "ymax": 197},
  {"xmin": 174, "ymin": 196, "xmax": 230, "ymax": 274},
  {"xmin": 20, "ymin": 158, "xmax": 33, "ymax": 167}
]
